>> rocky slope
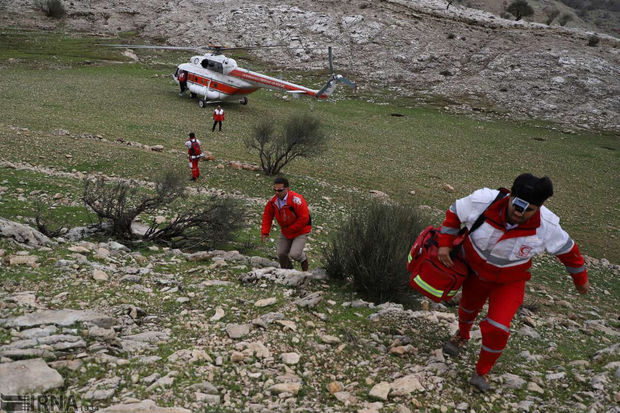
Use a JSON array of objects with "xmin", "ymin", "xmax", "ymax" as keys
[
  {"xmin": 1, "ymin": 0, "xmax": 619, "ymax": 131},
  {"xmin": 1, "ymin": 201, "xmax": 619, "ymax": 412}
]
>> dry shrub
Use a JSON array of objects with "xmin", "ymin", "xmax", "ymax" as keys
[
  {"xmin": 82, "ymin": 170, "xmax": 185, "ymax": 239},
  {"xmin": 245, "ymin": 113, "xmax": 326, "ymax": 176},
  {"xmin": 143, "ymin": 197, "xmax": 245, "ymax": 249}
]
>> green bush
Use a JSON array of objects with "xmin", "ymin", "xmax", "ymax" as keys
[
  {"xmin": 587, "ymin": 35, "xmax": 600, "ymax": 47},
  {"xmin": 36, "ymin": 0, "xmax": 66, "ymax": 18},
  {"xmin": 324, "ymin": 199, "xmax": 425, "ymax": 304},
  {"xmin": 559, "ymin": 13, "xmax": 573, "ymax": 26},
  {"xmin": 506, "ymin": 0, "xmax": 534, "ymax": 20}
]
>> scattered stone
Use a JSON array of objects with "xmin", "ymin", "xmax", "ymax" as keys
[
  {"xmin": 254, "ymin": 297, "xmax": 277, "ymax": 307},
  {"xmin": 226, "ymin": 324, "xmax": 251, "ymax": 339},
  {"xmin": 281, "ymin": 352, "xmax": 300, "ymax": 365},
  {"xmin": 327, "ymin": 381, "xmax": 344, "ymax": 394},
  {"xmin": 269, "ymin": 382, "xmax": 301, "ymax": 395},
  {"xmin": 93, "ymin": 269, "xmax": 109, "ymax": 281},
  {"xmin": 210, "ymin": 307, "xmax": 225, "ymax": 321},
  {"xmin": 369, "ymin": 382, "xmax": 391, "ymax": 401}
]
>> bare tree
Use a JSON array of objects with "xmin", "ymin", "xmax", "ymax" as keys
[
  {"xmin": 33, "ymin": 200, "xmax": 65, "ymax": 237},
  {"xmin": 244, "ymin": 113, "xmax": 326, "ymax": 175},
  {"xmin": 82, "ymin": 170, "xmax": 185, "ymax": 239},
  {"xmin": 143, "ymin": 197, "xmax": 245, "ymax": 249}
]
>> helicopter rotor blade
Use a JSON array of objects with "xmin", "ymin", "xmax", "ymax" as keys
[{"xmin": 98, "ymin": 43, "xmax": 201, "ymax": 51}]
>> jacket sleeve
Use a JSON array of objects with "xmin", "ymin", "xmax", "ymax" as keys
[
  {"xmin": 261, "ymin": 202, "xmax": 275, "ymax": 236},
  {"xmin": 438, "ymin": 205, "xmax": 461, "ymax": 248},
  {"xmin": 544, "ymin": 220, "xmax": 588, "ymax": 286},
  {"xmin": 286, "ymin": 194, "xmax": 310, "ymax": 233},
  {"xmin": 556, "ymin": 243, "xmax": 588, "ymax": 286}
]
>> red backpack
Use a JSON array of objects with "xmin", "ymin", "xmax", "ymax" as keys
[
  {"xmin": 189, "ymin": 140, "xmax": 202, "ymax": 157},
  {"xmin": 407, "ymin": 189, "xmax": 508, "ymax": 303}
]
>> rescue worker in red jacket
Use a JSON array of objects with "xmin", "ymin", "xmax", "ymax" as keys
[
  {"xmin": 261, "ymin": 177, "xmax": 311, "ymax": 271},
  {"xmin": 212, "ymin": 105, "xmax": 224, "ymax": 132},
  {"xmin": 178, "ymin": 70, "xmax": 187, "ymax": 96},
  {"xmin": 437, "ymin": 173, "xmax": 589, "ymax": 392},
  {"xmin": 185, "ymin": 132, "xmax": 203, "ymax": 180}
]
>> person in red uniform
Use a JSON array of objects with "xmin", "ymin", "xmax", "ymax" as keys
[
  {"xmin": 261, "ymin": 177, "xmax": 311, "ymax": 271},
  {"xmin": 437, "ymin": 173, "xmax": 589, "ymax": 392},
  {"xmin": 185, "ymin": 132, "xmax": 203, "ymax": 180},
  {"xmin": 212, "ymin": 105, "xmax": 224, "ymax": 132},
  {"xmin": 178, "ymin": 70, "xmax": 187, "ymax": 96}
]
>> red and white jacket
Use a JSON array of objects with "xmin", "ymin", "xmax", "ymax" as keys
[
  {"xmin": 213, "ymin": 108, "xmax": 224, "ymax": 121},
  {"xmin": 438, "ymin": 188, "xmax": 587, "ymax": 286},
  {"xmin": 261, "ymin": 190, "xmax": 311, "ymax": 240}
]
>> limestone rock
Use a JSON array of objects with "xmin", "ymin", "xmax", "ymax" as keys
[
  {"xmin": 0, "ymin": 358, "xmax": 64, "ymax": 394},
  {"xmin": 95, "ymin": 399, "xmax": 191, "ymax": 413},
  {"xmin": 3, "ymin": 309, "xmax": 116, "ymax": 329},
  {"xmin": 0, "ymin": 218, "xmax": 52, "ymax": 247},
  {"xmin": 369, "ymin": 381, "xmax": 391, "ymax": 401}
]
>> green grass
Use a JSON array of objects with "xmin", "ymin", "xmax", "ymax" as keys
[{"xmin": 1, "ymin": 29, "xmax": 617, "ymax": 262}]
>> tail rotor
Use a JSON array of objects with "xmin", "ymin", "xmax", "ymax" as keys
[{"xmin": 316, "ymin": 47, "xmax": 356, "ymax": 99}]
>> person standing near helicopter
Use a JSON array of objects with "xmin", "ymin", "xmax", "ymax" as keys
[
  {"xmin": 178, "ymin": 70, "xmax": 188, "ymax": 96},
  {"xmin": 212, "ymin": 105, "xmax": 225, "ymax": 132}
]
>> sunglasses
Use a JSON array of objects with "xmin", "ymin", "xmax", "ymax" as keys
[
  {"xmin": 512, "ymin": 197, "xmax": 535, "ymax": 213},
  {"xmin": 274, "ymin": 188, "xmax": 286, "ymax": 192}
]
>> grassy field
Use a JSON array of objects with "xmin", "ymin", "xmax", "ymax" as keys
[{"xmin": 0, "ymin": 27, "xmax": 618, "ymax": 261}]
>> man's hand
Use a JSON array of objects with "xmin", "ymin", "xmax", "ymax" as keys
[
  {"xmin": 437, "ymin": 246, "xmax": 454, "ymax": 267},
  {"xmin": 575, "ymin": 281, "xmax": 589, "ymax": 295}
]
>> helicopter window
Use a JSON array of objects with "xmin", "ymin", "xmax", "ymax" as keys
[{"xmin": 201, "ymin": 59, "xmax": 223, "ymax": 73}]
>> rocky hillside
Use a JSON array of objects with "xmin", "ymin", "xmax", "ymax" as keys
[
  {"xmin": 1, "ymin": 0, "xmax": 619, "ymax": 131},
  {"xmin": 1, "ymin": 203, "xmax": 619, "ymax": 412}
]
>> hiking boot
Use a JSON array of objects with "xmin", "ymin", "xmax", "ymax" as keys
[
  {"xmin": 470, "ymin": 373, "xmax": 490, "ymax": 393},
  {"xmin": 301, "ymin": 259, "xmax": 309, "ymax": 272},
  {"xmin": 279, "ymin": 257, "xmax": 293, "ymax": 269},
  {"xmin": 443, "ymin": 330, "xmax": 468, "ymax": 357}
]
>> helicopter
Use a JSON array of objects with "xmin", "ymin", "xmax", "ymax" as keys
[{"xmin": 102, "ymin": 44, "xmax": 355, "ymax": 107}]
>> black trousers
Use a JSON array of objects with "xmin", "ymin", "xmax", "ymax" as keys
[{"xmin": 212, "ymin": 121, "xmax": 222, "ymax": 131}]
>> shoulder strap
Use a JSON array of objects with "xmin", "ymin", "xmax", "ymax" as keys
[
  {"xmin": 468, "ymin": 187, "xmax": 510, "ymax": 234},
  {"xmin": 449, "ymin": 188, "xmax": 509, "ymax": 260}
]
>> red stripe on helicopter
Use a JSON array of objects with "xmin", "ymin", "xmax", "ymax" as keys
[
  {"xmin": 187, "ymin": 73, "xmax": 259, "ymax": 95},
  {"xmin": 228, "ymin": 69, "xmax": 317, "ymax": 97}
]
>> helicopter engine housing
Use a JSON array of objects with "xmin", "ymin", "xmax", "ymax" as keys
[{"xmin": 187, "ymin": 83, "xmax": 223, "ymax": 101}]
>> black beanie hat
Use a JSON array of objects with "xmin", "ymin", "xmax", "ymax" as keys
[{"xmin": 511, "ymin": 173, "xmax": 553, "ymax": 206}]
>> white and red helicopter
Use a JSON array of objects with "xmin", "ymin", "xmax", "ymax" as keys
[{"xmin": 103, "ymin": 44, "xmax": 355, "ymax": 107}]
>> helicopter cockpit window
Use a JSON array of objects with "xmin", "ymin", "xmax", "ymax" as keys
[{"xmin": 201, "ymin": 59, "xmax": 223, "ymax": 73}]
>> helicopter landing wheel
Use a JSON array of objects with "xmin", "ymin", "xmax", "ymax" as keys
[
  {"xmin": 240, "ymin": 96, "xmax": 248, "ymax": 105},
  {"xmin": 198, "ymin": 99, "xmax": 207, "ymax": 108}
]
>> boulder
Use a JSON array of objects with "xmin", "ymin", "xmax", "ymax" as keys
[{"xmin": 0, "ymin": 358, "xmax": 64, "ymax": 394}]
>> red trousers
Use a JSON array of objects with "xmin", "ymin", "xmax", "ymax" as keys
[
  {"xmin": 457, "ymin": 275, "xmax": 525, "ymax": 375},
  {"xmin": 189, "ymin": 159, "xmax": 200, "ymax": 179}
]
